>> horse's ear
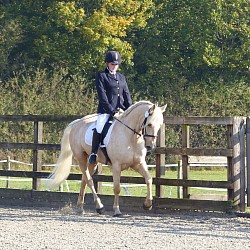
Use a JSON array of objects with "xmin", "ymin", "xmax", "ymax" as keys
[
  {"xmin": 160, "ymin": 104, "xmax": 167, "ymax": 113},
  {"xmin": 152, "ymin": 103, "xmax": 157, "ymax": 111},
  {"xmin": 148, "ymin": 103, "xmax": 156, "ymax": 115}
]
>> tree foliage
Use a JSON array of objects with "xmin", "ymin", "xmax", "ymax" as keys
[
  {"xmin": 0, "ymin": 0, "xmax": 154, "ymax": 79},
  {"xmin": 132, "ymin": 0, "xmax": 249, "ymax": 115}
]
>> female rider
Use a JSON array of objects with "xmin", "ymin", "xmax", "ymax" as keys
[{"xmin": 88, "ymin": 51, "xmax": 133, "ymax": 164}]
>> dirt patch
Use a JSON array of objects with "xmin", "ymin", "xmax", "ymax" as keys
[{"xmin": 0, "ymin": 205, "xmax": 249, "ymax": 250}]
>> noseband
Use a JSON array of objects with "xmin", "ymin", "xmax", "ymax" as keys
[{"xmin": 142, "ymin": 127, "xmax": 158, "ymax": 139}]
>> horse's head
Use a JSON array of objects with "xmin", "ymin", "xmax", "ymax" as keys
[
  {"xmin": 117, "ymin": 101, "xmax": 166, "ymax": 156},
  {"xmin": 141, "ymin": 103, "xmax": 167, "ymax": 155}
]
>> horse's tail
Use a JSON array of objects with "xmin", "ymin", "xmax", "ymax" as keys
[{"xmin": 46, "ymin": 124, "xmax": 73, "ymax": 190}]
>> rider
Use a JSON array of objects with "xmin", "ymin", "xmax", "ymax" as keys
[{"xmin": 88, "ymin": 50, "xmax": 133, "ymax": 164}]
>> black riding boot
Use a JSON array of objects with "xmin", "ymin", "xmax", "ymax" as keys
[{"xmin": 88, "ymin": 129, "xmax": 101, "ymax": 164}]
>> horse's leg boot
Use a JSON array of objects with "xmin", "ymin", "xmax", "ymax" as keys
[{"xmin": 88, "ymin": 129, "xmax": 101, "ymax": 164}]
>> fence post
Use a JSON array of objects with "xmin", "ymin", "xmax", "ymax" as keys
[
  {"xmin": 32, "ymin": 121, "xmax": 43, "ymax": 190},
  {"xmin": 59, "ymin": 183, "xmax": 63, "ymax": 192},
  {"xmin": 230, "ymin": 117, "xmax": 245, "ymax": 211},
  {"xmin": 155, "ymin": 123, "xmax": 165, "ymax": 197},
  {"xmin": 6, "ymin": 156, "xmax": 11, "ymax": 188},
  {"xmin": 182, "ymin": 124, "xmax": 190, "ymax": 198},
  {"xmin": 246, "ymin": 117, "xmax": 250, "ymax": 207},
  {"xmin": 227, "ymin": 123, "xmax": 234, "ymax": 203},
  {"xmin": 94, "ymin": 163, "xmax": 103, "ymax": 194},
  {"xmin": 177, "ymin": 160, "xmax": 183, "ymax": 198}
]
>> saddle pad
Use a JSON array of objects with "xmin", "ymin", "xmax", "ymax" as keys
[{"xmin": 85, "ymin": 121, "xmax": 116, "ymax": 146}]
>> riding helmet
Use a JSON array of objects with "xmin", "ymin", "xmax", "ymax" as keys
[{"xmin": 104, "ymin": 51, "xmax": 121, "ymax": 65}]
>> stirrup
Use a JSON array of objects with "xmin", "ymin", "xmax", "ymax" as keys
[{"xmin": 88, "ymin": 153, "xmax": 97, "ymax": 164}]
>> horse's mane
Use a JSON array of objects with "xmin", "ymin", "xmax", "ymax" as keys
[{"xmin": 120, "ymin": 100, "xmax": 152, "ymax": 118}]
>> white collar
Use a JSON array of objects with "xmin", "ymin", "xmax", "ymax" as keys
[{"xmin": 107, "ymin": 67, "xmax": 117, "ymax": 75}]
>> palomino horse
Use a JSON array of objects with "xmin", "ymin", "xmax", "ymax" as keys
[{"xmin": 47, "ymin": 101, "xmax": 166, "ymax": 216}]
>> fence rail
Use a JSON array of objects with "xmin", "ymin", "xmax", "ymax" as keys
[{"xmin": 0, "ymin": 157, "xmax": 230, "ymax": 196}]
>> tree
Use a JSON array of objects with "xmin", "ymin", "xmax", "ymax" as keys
[
  {"xmin": 132, "ymin": 0, "xmax": 250, "ymax": 115},
  {"xmin": 0, "ymin": 0, "xmax": 155, "ymax": 80}
]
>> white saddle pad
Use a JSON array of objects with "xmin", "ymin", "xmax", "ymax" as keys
[{"xmin": 85, "ymin": 121, "xmax": 116, "ymax": 146}]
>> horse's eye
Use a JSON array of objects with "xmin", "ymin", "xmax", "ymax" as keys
[{"xmin": 148, "ymin": 124, "xmax": 152, "ymax": 127}]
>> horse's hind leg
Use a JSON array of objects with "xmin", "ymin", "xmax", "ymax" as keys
[
  {"xmin": 76, "ymin": 153, "xmax": 88, "ymax": 213},
  {"xmin": 78, "ymin": 154, "xmax": 104, "ymax": 214},
  {"xmin": 85, "ymin": 163, "xmax": 105, "ymax": 214},
  {"xmin": 76, "ymin": 174, "xmax": 87, "ymax": 213}
]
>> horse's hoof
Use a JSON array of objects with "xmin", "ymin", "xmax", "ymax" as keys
[
  {"xmin": 143, "ymin": 203, "xmax": 152, "ymax": 211},
  {"xmin": 96, "ymin": 206, "xmax": 105, "ymax": 214},
  {"xmin": 75, "ymin": 208, "xmax": 85, "ymax": 215},
  {"xmin": 113, "ymin": 213, "xmax": 123, "ymax": 217}
]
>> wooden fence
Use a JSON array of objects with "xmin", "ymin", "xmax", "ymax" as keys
[
  {"xmin": 160, "ymin": 116, "xmax": 247, "ymax": 212},
  {"xmin": 0, "ymin": 115, "xmax": 249, "ymax": 213}
]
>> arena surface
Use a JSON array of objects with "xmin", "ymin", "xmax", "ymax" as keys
[{"xmin": 0, "ymin": 205, "xmax": 249, "ymax": 250}]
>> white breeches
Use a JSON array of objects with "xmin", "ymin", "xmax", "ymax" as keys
[{"xmin": 96, "ymin": 113, "xmax": 110, "ymax": 133}]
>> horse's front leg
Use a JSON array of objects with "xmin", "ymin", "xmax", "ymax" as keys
[
  {"xmin": 136, "ymin": 162, "xmax": 153, "ymax": 210},
  {"xmin": 112, "ymin": 166, "xmax": 122, "ymax": 217}
]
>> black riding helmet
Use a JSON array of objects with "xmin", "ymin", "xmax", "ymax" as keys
[{"xmin": 104, "ymin": 51, "xmax": 121, "ymax": 65}]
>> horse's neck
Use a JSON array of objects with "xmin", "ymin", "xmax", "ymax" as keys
[{"xmin": 122, "ymin": 105, "xmax": 148, "ymax": 133}]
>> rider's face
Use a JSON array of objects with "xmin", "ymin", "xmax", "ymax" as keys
[{"xmin": 107, "ymin": 63, "xmax": 119, "ymax": 72}]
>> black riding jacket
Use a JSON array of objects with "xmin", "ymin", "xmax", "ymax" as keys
[{"xmin": 95, "ymin": 68, "xmax": 132, "ymax": 114}]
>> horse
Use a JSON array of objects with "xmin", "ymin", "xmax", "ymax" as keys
[{"xmin": 47, "ymin": 100, "xmax": 166, "ymax": 216}]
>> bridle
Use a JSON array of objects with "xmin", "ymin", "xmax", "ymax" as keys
[
  {"xmin": 140, "ymin": 107, "xmax": 158, "ymax": 139},
  {"xmin": 112, "ymin": 106, "xmax": 158, "ymax": 140}
]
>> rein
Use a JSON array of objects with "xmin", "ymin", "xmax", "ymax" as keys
[
  {"xmin": 112, "ymin": 116, "xmax": 142, "ymax": 137},
  {"xmin": 112, "ymin": 106, "xmax": 158, "ymax": 139}
]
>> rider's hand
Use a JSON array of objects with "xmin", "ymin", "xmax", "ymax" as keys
[{"xmin": 111, "ymin": 110, "xmax": 117, "ymax": 116}]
